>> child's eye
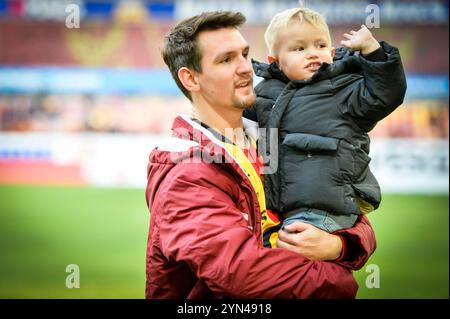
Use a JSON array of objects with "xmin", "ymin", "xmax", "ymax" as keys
[
  {"xmin": 319, "ymin": 44, "xmax": 327, "ymax": 48},
  {"xmin": 294, "ymin": 47, "xmax": 304, "ymax": 51}
]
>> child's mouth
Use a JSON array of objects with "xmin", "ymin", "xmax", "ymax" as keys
[{"xmin": 305, "ymin": 62, "xmax": 321, "ymax": 71}]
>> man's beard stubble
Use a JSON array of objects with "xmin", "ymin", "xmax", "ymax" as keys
[{"xmin": 233, "ymin": 92, "xmax": 256, "ymax": 110}]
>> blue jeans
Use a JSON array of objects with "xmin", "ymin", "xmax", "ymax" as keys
[{"xmin": 282, "ymin": 207, "xmax": 358, "ymax": 233}]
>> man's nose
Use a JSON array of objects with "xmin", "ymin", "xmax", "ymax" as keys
[{"xmin": 237, "ymin": 56, "xmax": 253, "ymax": 75}]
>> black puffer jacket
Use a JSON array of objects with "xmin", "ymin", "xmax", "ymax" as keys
[{"xmin": 245, "ymin": 42, "xmax": 407, "ymax": 216}]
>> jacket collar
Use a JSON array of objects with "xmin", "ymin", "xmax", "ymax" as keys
[
  {"xmin": 252, "ymin": 46, "xmax": 361, "ymax": 84},
  {"xmin": 162, "ymin": 115, "xmax": 260, "ymax": 181},
  {"xmin": 172, "ymin": 114, "xmax": 259, "ymax": 147}
]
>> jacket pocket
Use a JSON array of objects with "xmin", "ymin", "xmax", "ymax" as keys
[
  {"xmin": 283, "ymin": 133, "xmax": 338, "ymax": 153},
  {"xmin": 351, "ymin": 167, "xmax": 381, "ymax": 209},
  {"xmin": 280, "ymin": 133, "xmax": 350, "ymax": 214},
  {"xmin": 350, "ymin": 147, "xmax": 381, "ymax": 208},
  {"xmin": 352, "ymin": 148, "xmax": 371, "ymax": 179}
]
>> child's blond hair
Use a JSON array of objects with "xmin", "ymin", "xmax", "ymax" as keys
[{"xmin": 265, "ymin": 7, "xmax": 331, "ymax": 56}]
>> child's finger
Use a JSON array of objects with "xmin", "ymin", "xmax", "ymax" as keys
[
  {"xmin": 350, "ymin": 30, "xmax": 357, "ymax": 35},
  {"xmin": 340, "ymin": 40, "xmax": 351, "ymax": 47},
  {"xmin": 343, "ymin": 33, "xmax": 353, "ymax": 39}
]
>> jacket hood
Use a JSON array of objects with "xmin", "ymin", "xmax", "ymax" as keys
[{"xmin": 148, "ymin": 115, "xmax": 260, "ymax": 164}]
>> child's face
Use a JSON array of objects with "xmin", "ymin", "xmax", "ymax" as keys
[{"xmin": 270, "ymin": 19, "xmax": 335, "ymax": 81}]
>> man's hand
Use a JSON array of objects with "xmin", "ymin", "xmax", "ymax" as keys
[
  {"xmin": 341, "ymin": 24, "xmax": 380, "ymax": 55},
  {"xmin": 276, "ymin": 222, "xmax": 343, "ymax": 261}
]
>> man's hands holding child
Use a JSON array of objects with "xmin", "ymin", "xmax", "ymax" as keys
[
  {"xmin": 277, "ymin": 222, "xmax": 343, "ymax": 261},
  {"xmin": 341, "ymin": 24, "xmax": 381, "ymax": 55}
]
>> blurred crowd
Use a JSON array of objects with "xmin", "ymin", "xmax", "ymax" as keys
[
  {"xmin": 0, "ymin": 0, "xmax": 448, "ymax": 139},
  {"xmin": 0, "ymin": 94, "xmax": 190, "ymax": 134},
  {"xmin": 0, "ymin": 94, "xmax": 447, "ymax": 139}
]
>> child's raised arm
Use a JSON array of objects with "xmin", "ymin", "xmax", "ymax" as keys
[{"xmin": 339, "ymin": 26, "xmax": 407, "ymax": 132}]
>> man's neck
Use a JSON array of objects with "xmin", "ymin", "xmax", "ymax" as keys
[{"xmin": 192, "ymin": 104, "xmax": 248, "ymax": 149}]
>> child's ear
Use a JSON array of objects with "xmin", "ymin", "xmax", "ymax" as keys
[
  {"xmin": 330, "ymin": 47, "xmax": 335, "ymax": 59},
  {"xmin": 267, "ymin": 55, "xmax": 278, "ymax": 65}
]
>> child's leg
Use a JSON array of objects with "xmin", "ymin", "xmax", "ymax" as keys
[{"xmin": 283, "ymin": 208, "xmax": 358, "ymax": 233}]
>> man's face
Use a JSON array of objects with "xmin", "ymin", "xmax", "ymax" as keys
[
  {"xmin": 194, "ymin": 27, "xmax": 256, "ymax": 111},
  {"xmin": 274, "ymin": 19, "xmax": 335, "ymax": 81}
]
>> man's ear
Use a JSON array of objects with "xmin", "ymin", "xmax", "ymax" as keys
[
  {"xmin": 330, "ymin": 47, "xmax": 335, "ymax": 59},
  {"xmin": 267, "ymin": 55, "xmax": 278, "ymax": 65},
  {"xmin": 177, "ymin": 67, "xmax": 200, "ymax": 93}
]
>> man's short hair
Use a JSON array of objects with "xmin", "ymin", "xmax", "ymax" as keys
[
  {"xmin": 162, "ymin": 11, "xmax": 246, "ymax": 101},
  {"xmin": 264, "ymin": 7, "xmax": 331, "ymax": 57}
]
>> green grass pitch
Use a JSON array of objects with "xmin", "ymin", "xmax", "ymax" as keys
[{"xmin": 0, "ymin": 185, "xmax": 448, "ymax": 298}]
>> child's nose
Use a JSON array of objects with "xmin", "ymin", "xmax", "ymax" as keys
[{"xmin": 305, "ymin": 48, "xmax": 319, "ymax": 58}]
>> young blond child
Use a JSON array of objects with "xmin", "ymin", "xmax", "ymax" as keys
[{"xmin": 244, "ymin": 7, "xmax": 406, "ymax": 247}]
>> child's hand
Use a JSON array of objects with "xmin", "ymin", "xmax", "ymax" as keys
[{"xmin": 341, "ymin": 24, "xmax": 381, "ymax": 55}]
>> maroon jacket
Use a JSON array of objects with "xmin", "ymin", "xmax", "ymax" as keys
[{"xmin": 145, "ymin": 115, "xmax": 376, "ymax": 299}]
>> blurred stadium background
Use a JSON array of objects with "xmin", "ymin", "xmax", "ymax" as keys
[{"xmin": 0, "ymin": 0, "xmax": 448, "ymax": 298}]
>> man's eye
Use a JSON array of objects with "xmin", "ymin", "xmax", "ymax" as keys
[{"xmin": 221, "ymin": 57, "xmax": 231, "ymax": 63}]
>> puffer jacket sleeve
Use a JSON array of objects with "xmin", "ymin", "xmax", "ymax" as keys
[
  {"xmin": 333, "ymin": 215, "xmax": 377, "ymax": 270},
  {"xmin": 342, "ymin": 41, "xmax": 407, "ymax": 132},
  {"xmin": 155, "ymin": 162, "xmax": 358, "ymax": 299}
]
